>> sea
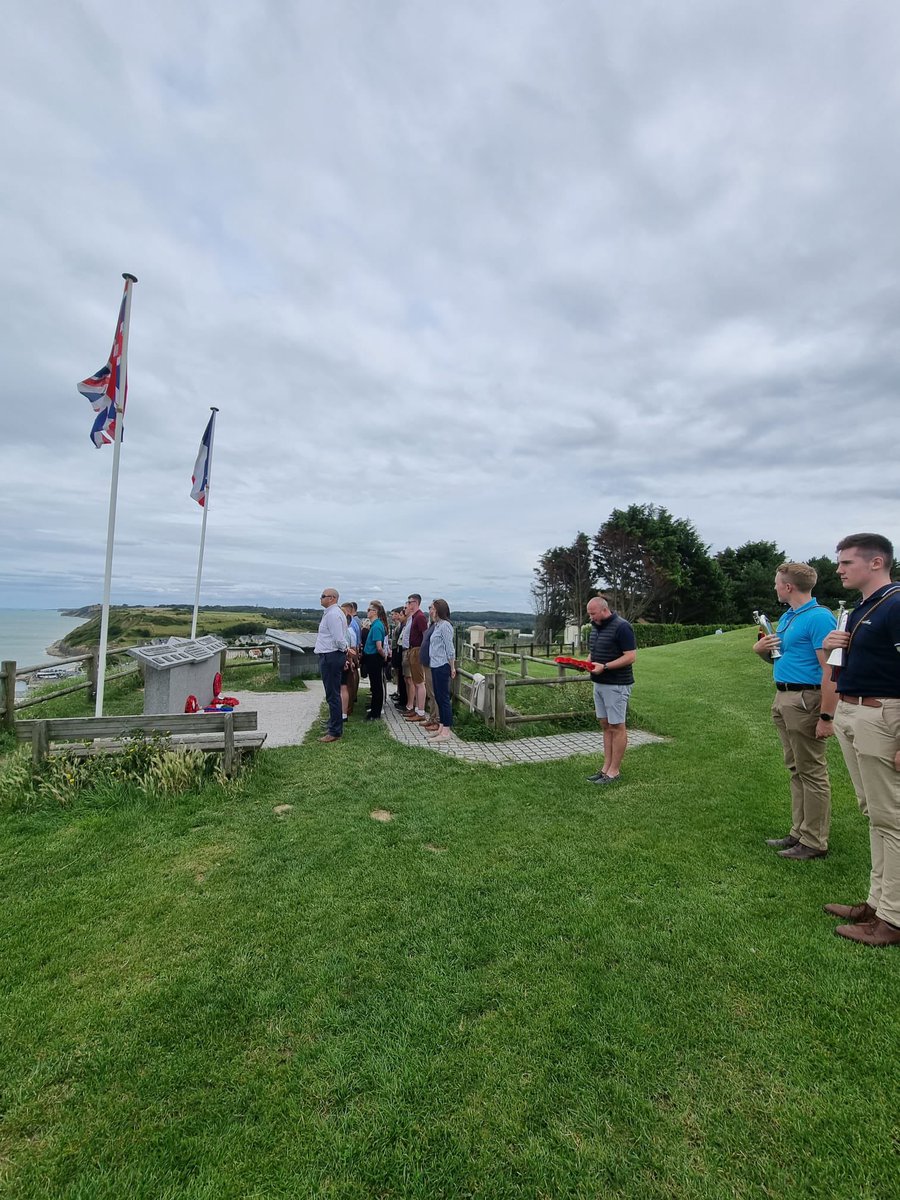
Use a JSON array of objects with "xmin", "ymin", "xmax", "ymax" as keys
[{"xmin": 0, "ymin": 610, "xmax": 87, "ymax": 698}]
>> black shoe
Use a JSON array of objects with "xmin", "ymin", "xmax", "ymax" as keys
[
  {"xmin": 591, "ymin": 774, "xmax": 620, "ymax": 785},
  {"xmin": 587, "ymin": 771, "xmax": 607, "ymax": 782},
  {"xmin": 765, "ymin": 835, "xmax": 800, "ymax": 849}
]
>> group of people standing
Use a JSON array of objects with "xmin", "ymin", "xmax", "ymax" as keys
[
  {"xmin": 313, "ymin": 530, "xmax": 899, "ymax": 952},
  {"xmin": 313, "ymin": 590, "xmax": 456, "ymax": 744},
  {"xmin": 751, "ymin": 532, "xmax": 900, "ymax": 949}
]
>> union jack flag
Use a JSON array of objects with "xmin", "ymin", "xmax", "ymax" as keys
[{"xmin": 77, "ymin": 287, "xmax": 128, "ymax": 447}]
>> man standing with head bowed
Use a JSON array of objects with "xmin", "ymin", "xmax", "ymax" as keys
[
  {"xmin": 822, "ymin": 533, "xmax": 900, "ymax": 948},
  {"xmin": 585, "ymin": 595, "xmax": 637, "ymax": 784},
  {"xmin": 315, "ymin": 586, "xmax": 349, "ymax": 743}
]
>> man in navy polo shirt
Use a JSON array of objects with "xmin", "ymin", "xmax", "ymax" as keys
[
  {"xmin": 822, "ymin": 533, "xmax": 900, "ymax": 948},
  {"xmin": 585, "ymin": 595, "xmax": 637, "ymax": 784},
  {"xmin": 753, "ymin": 561, "xmax": 837, "ymax": 860}
]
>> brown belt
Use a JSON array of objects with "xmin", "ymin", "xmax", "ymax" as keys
[{"xmin": 838, "ymin": 695, "xmax": 883, "ymax": 708}]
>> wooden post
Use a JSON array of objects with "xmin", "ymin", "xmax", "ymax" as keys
[
  {"xmin": 219, "ymin": 648, "xmax": 227, "ymax": 675},
  {"xmin": 32, "ymin": 721, "xmax": 49, "ymax": 770},
  {"xmin": 1, "ymin": 661, "xmax": 16, "ymax": 732},
  {"xmin": 473, "ymin": 644, "xmax": 480, "ymax": 667},
  {"xmin": 519, "ymin": 652, "xmax": 527, "ymax": 678},
  {"xmin": 222, "ymin": 712, "xmax": 235, "ymax": 776},
  {"xmin": 494, "ymin": 645, "xmax": 501, "ymax": 670},
  {"xmin": 494, "ymin": 672, "xmax": 506, "ymax": 732},
  {"xmin": 557, "ymin": 661, "xmax": 566, "ymax": 679},
  {"xmin": 87, "ymin": 649, "xmax": 99, "ymax": 702}
]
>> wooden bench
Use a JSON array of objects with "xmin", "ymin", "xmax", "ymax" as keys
[{"xmin": 15, "ymin": 711, "xmax": 265, "ymax": 776}]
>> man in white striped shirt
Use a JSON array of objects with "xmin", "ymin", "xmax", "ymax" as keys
[{"xmin": 314, "ymin": 587, "xmax": 349, "ymax": 742}]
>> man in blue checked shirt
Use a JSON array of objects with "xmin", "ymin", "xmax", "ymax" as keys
[
  {"xmin": 753, "ymin": 561, "xmax": 837, "ymax": 860},
  {"xmin": 314, "ymin": 587, "xmax": 349, "ymax": 742}
]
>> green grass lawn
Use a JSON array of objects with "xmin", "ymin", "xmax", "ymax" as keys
[{"xmin": 1, "ymin": 631, "xmax": 897, "ymax": 1198}]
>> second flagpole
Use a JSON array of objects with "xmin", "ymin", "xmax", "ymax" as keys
[{"xmin": 191, "ymin": 407, "xmax": 219, "ymax": 640}]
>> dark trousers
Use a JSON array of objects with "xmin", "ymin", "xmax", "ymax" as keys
[
  {"xmin": 392, "ymin": 650, "xmax": 407, "ymax": 706},
  {"xmin": 363, "ymin": 653, "xmax": 385, "ymax": 717},
  {"xmin": 431, "ymin": 662, "xmax": 453, "ymax": 727},
  {"xmin": 319, "ymin": 651, "xmax": 345, "ymax": 736}
]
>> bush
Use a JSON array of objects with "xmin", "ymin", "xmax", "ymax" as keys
[
  {"xmin": 580, "ymin": 622, "xmax": 745, "ymax": 648},
  {"xmin": 0, "ymin": 734, "xmax": 236, "ymax": 810}
]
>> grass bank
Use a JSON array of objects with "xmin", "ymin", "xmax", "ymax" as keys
[{"xmin": 0, "ymin": 631, "xmax": 896, "ymax": 1198}]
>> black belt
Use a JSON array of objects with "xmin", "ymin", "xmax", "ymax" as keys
[{"xmin": 775, "ymin": 683, "xmax": 820, "ymax": 692}]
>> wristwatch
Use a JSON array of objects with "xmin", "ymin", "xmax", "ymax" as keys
[{"xmin": 819, "ymin": 713, "xmax": 833, "ymax": 722}]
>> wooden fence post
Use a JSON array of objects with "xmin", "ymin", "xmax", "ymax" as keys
[
  {"xmin": 87, "ymin": 649, "xmax": 99, "ymax": 702},
  {"xmin": 32, "ymin": 721, "xmax": 49, "ymax": 770},
  {"xmin": 520, "ymin": 652, "xmax": 527, "ymax": 678},
  {"xmin": 222, "ymin": 712, "xmax": 235, "ymax": 776},
  {"xmin": 1, "ymin": 661, "xmax": 16, "ymax": 732},
  {"xmin": 494, "ymin": 672, "xmax": 506, "ymax": 732},
  {"xmin": 219, "ymin": 648, "xmax": 227, "ymax": 675},
  {"xmin": 473, "ymin": 644, "xmax": 480, "ymax": 667},
  {"xmin": 494, "ymin": 645, "xmax": 501, "ymax": 670}
]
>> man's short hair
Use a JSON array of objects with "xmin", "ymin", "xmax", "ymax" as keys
[
  {"xmin": 835, "ymin": 533, "xmax": 894, "ymax": 569},
  {"xmin": 777, "ymin": 561, "xmax": 818, "ymax": 592},
  {"xmin": 408, "ymin": 593, "xmax": 422, "ymax": 604}
]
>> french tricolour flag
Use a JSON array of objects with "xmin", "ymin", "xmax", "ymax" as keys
[{"xmin": 191, "ymin": 414, "xmax": 214, "ymax": 506}]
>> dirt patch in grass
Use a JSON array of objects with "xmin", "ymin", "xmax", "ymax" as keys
[{"xmin": 370, "ymin": 809, "xmax": 393, "ymax": 822}]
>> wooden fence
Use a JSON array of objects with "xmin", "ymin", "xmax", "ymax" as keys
[
  {"xmin": 0, "ymin": 642, "xmax": 278, "ymax": 734},
  {"xmin": 457, "ymin": 641, "xmax": 593, "ymax": 732}
]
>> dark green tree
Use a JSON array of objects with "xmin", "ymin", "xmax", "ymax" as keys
[
  {"xmin": 532, "ymin": 533, "xmax": 596, "ymax": 643},
  {"xmin": 716, "ymin": 540, "xmax": 786, "ymax": 622},
  {"xmin": 593, "ymin": 504, "xmax": 729, "ymax": 623},
  {"xmin": 808, "ymin": 555, "xmax": 847, "ymax": 609}
]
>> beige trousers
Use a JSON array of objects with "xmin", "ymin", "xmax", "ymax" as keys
[
  {"xmin": 423, "ymin": 666, "xmax": 439, "ymax": 722},
  {"xmin": 834, "ymin": 698, "xmax": 900, "ymax": 926},
  {"xmin": 770, "ymin": 689, "xmax": 831, "ymax": 851}
]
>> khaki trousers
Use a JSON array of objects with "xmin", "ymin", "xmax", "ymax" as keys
[
  {"xmin": 423, "ymin": 666, "xmax": 439, "ymax": 723},
  {"xmin": 834, "ymin": 698, "xmax": 900, "ymax": 926},
  {"xmin": 770, "ymin": 689, "xmax": 831, "ymax": 851}
]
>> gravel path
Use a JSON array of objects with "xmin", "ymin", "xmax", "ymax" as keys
[
  {"xmin": 229, "ymin": 683, "xmax": 326, "ymax": 748},
  {"xmin": 232, "ymin": 679, "xmax": 664, "ymax": 765}
]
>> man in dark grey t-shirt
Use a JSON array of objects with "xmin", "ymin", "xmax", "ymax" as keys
[{"xmin": 585, "ymin": 596, "xmax": 637, "ymax": 785}]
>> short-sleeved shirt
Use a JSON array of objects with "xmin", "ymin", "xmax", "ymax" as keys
[
  {"xmin": 589, "ymin": 613, "xmax": 636, "ymax": 686},
  {"xmin": 364, "ymin": 619, "xmax": 386, "ymax": 655},
  {"xmin": 773, "ymin": 600, "xmax": 836, "ymax": 686},
  {"xmin": 839, "ymin": 584, "xmax": 900, "ymax": 697}
]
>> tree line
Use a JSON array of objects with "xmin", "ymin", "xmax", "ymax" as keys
[{"xmin": 532, "ymin": 503, "xmax": 846, "ymax": 636}]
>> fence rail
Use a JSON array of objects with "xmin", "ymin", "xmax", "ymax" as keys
[
  {"xmin": 0, "ymin": 641, "xmax": 279, "ymax": 733},
  {"xmin": 457, "ymin": 642, "xmax": 594, "ymax": 732}
]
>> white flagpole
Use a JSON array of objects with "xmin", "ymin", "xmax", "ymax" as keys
[
  {"xmin": 95, "ymin": 273, "xmax": 137, "ymax": 717},
  {"xmin": 190, "ymin": 407, "xmax": 219, "ymax": 639}
]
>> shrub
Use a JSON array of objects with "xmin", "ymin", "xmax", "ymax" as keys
[
  {"xmin": 580, "ymin": 621, "xmax": 744, "ymax": 648},
  {"xmin": 0, "ymin": 734, "xmax": 236, "ymax": 810}
]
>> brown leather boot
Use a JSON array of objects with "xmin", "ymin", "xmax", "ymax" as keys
[
  {"xmin": 834, "ymin": 918, "xmax": 900, "ymax": 947},
  {"xmin": 823, "ymin": 901, "xmax": 877, "ymax": 922}
]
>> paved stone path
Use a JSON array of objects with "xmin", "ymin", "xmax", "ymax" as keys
[
  {"xmin": 232, "ymin": 681, "xmax": 664, "ymax": 765},
  {"xmin": 379, "ymin": 687, "xmax": 663, "ymax": 765}
]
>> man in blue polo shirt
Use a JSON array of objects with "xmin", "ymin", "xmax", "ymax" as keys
[
  {"xmin": 822, "ymin": 533, "xmax": 900, "ymax": 948},
  {"xmin": 753, "ymin": 561, "xmax": 837, "ymax": 859}
]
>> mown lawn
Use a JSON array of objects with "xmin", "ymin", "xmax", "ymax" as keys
[{"xmin": 0, "ymin": 631, "xmax": 896, "ymax": 1199}]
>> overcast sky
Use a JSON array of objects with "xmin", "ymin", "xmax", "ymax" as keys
[{"xmin": 2, "ymin": 0, "xmax": 898, "ymax": 613}]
